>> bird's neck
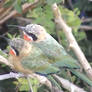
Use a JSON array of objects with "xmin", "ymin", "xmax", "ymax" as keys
[{"xmin": 39, "ymin": 33, "xmax": 60, "ymax": 46}]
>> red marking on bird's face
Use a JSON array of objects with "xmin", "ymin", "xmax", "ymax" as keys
[
  {"xmin": 23, "ymin": 32, "xmax": 33, "ymax": 42},
  {"xmin": 9, "ymin": 48, "xmax": 16, "ymax": 56}
]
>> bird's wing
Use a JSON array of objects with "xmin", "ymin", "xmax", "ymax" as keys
[
  {"xmin": 21, "ymin": 44, "xmax": 59, "ymax": 75},
  {"xmin": 33, "ymin": 34, "xmax": 80, "ymax": 69}
]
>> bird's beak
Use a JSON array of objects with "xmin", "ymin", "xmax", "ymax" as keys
[
  {"xmin": 18, "ymin": 26, "xmax": 26, "ymax": 32},
  {"xmin": 8, "ymin": 25, "xmax": 26, "ymax": 32}
]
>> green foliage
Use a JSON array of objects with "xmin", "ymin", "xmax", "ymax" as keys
[
  {"xmin": 14, "ymin": 77, "xmax": 39, "ymax": 92},
  {"xmin": 27, "ymin": 4, "xmax": 81, "ymax": 36},
  {"xmin": 59, "ymin": 6, "xmax": 81, "ymax": 31},
  {"xmin": 3, "ymin": 0, "xmax": 14, "ymax": 8},
  {"xmin": 27, "ymin": 4, "xmax": 56, "ymax": 34},
  {"xmin": 14, "ymin": 0, "xmax": 22, "ymax": 13},
  {"xmin": 27, "ymin": 0, "xmax": 34, "ymax": 2},
  {"xmin": 46, "ymin": 0, "xmax": 63, "ymax": 5}
]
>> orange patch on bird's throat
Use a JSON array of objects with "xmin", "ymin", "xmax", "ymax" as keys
[
  {"xmin": 23, "ymin": 34, "xmax": 32, "ymax": 41},
  {"xmin": 9, "ymin": 48, "xmax": 16, "ymax": 56}
]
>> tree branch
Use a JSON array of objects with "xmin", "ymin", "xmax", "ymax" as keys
[
  {"xmin": 52, "ymin": 3, "xmax": 92, "ymax": 80},
  {"xmin": 80, "ymin": 25, "xmax": 92, "ymax": 30},
  {"xmin": 81, "ymin": 18, "xmax": 92, "ymax": 23},
  {"xmin": 53, "ymin": 74, "xmax": 87, "ymax": 92}
]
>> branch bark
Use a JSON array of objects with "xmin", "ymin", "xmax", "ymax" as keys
[
  {"xmin": 52, "ymin": 3, "xmax": 92, "ymax": 80},
  {"xmin": 80, "ymin": 25, "xmax": 92, "ymax": 30},
  {"xmin": 81, "ymin": 18, "xmax": 92, "ymax": 23},
  {"xmin": 53, "ymin": 74, "xmax": 86, "ymax": 92}
]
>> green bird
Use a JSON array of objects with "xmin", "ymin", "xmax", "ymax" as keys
[
  {"xmin": 13, "ymin": 24, "xmax": 92, "ymax": 86},
  {"xmin": 17, "ymin": 24, "xmax": 79, "ymax": 69},
  {"xmin": 7, "ymin": 37, "xmax": 63, "ymax": 89},
  {"xmin": 7, "ymin": 38, "xmax": 60, "ymax": 75}
]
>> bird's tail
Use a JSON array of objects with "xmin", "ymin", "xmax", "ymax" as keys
[
  {"xmin": 47, "ymin": 75, "xmax": 62, "ymax": 90},
  {"xmin": 70, "ymin": 69, "xmax": 92, "ymax": 86}
]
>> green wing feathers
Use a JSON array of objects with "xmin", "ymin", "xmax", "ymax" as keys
[
  {"xmin": 21, "ymin": 45, "xmax": 59, "ymax": 75},
  {"xmin": 53, "ymin": 56, "xmax": 80, "ymax": 69},
  {"xmin": 34, "ymin": 34, "xmax": 80, "ymax": 69}
]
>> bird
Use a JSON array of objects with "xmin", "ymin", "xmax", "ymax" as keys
[
  {"xmin": 6, "ymin": 37, "xmax": 92, "ymax": 88},
  {"xmin": 7, "ymin": 38, "xmax": 60, "ymax": 75},
  {"xmin": 16, "ymin": 24, "xmax": 80, "ymax": 69},
  {"xmin": 12, "ymin": 24, "xmax": 92, "ymax": 86},
  {"xmin": 8, "ymin": 24, "xmax": 80, "ymax": 69},
  {"xmin": 0, "ymin": 36, "xmax": 64, "ymax": 91}
]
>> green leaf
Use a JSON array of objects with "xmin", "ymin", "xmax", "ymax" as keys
[
  {"xmin": 3, "ymin": 0, "xmax": 14, "ymax": 8},
  {"xmin": 59, "ymin": 6, "xmax": 81, "ymax": 30},
  {"xmin": 28, "ymin": 0, "xmax": 34, "ymax": 2},
  {"xmin": 16, "ymin": 78, "xmax": 39, "ymax": 92},
  {"xmin": 46, "ymin": 0, "xmax": 62, "ymax": 5},
  {"xmin": 27, "ymin": 5, "xmax": 55, "ymax": 34},
  {"xmin": 14, "ymin": 0, "xmax": 22, "ymax": 14}
]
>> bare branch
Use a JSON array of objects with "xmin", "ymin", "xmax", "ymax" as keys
[
  {"xmin": 80, "ymin": 25, "xmax": 92, "ymax": 30},
  {"xmin": 0, "ymin": 72, "xmax": 25, "ymax": 80},
  {"xmin": 81, "ymin": 18, "xmax": 92, "ymax": 23},
  {"xmin": 0, "ymin": 71, "xmax": 52, "ymax": 89},
  {"xmin": 0, "ymin": 6, "xmax": 13, "ymax": 20},
  {"xmin": 53, "ymin": 74, "xmax": 87, "ymax": 92},
  {"xmin": 16, "ymin": 17, "xmax": 33, "ymax": 24},
  {"xmin": 0, "ymin": 71, "xmax": 86, "ymax": 92},
  {"xmin": 52, "ymin": 3, "xmax": 92, "ymax": 80}
]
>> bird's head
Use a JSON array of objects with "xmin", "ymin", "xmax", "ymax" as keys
[
  {"xmin": 9, "ymin": 38, "xmax": 32, "ymax": 57},
  {"xmin": 18, "ymin": 24, "xmax": 47, "ymax": 42},
  {"xmin": 0, "ymin": 36, "xmax": 31, "ymax": 57},
  {"xmin": 9, "ymin": 38, "xmax": 24, "ymax": 56}
]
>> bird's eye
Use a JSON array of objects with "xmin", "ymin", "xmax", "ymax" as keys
[{"xmin": 26, "ymin": 32, "xmax": 38, "ymax": 41}]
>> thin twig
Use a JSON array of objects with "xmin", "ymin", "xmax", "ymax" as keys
[
  {"xmin": 16, "ymin": 17, "xmax": 33, "ymax": 24},
  {"xmin": 52, "ymin": 3, "xmax": 92, "ymax": 80},
  {"xmin": 80, "ymin": 25, "xmax": 92, "ymax": 30},
  {"xmin": 27, "ymin": 76, "xmax": 34, "ymax": 92},
  {"xmin": 0, "ymin": 6, "xmax": 13, "ymax": 20},
  {"xmin": 81, "ymin": 18, "xmax": 92, "ymax": 23}
]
